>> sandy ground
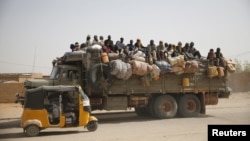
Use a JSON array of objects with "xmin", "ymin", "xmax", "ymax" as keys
[{"xmin": 0, "ymin": 92, "xmax": 249, "ymax": 141}]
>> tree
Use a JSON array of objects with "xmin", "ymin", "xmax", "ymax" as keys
[
  {"xmin": 234, "ymin": 59, "xmax": 242, "ymax": 72},
  {"xmin": 243, "ymin": 61, "xmax": 250, "ymax": 72}
]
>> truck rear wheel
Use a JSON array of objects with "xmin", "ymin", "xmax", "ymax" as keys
[
  {"xmin": 153, "ymin": 95, "xmax": 178, "ymax": 119},
  {"xmin": 178, "ymin": 94, "xmax": 201, "ymax": 117},
  {"xmin": 135, "ymin": 106, "xmax": 148, "ymax": 116},
  {"xmin": 147, "ymin": 96, "xmax": 158, "ymax": 118}
]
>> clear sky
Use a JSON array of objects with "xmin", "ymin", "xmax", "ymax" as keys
[{"xmin": 0, "ymin": 0, "xmax": 249, "ymax": 75}]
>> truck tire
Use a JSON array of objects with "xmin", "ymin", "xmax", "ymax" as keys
[
  {"xmin": 147, "ymin": 96, "xmax": 158, "ymax": 118},
  {"xmin": 153, "ymin": 95, "xmax": 178, "ymax": 119},
  {"xmin": 135, "ymin": 106, "xmax": 148, "ymax": 116},
  {"xmin": 88, "ymin": 63, "xmax": 113, "ymax": 91},
  {"xmin": 178, "ymin": 94, "xmax": 201, "ymax": 117}
]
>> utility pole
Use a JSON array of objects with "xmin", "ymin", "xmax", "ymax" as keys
[{"xmin": 32, "ymin": 47, "xmax": 36, "ymax": 74}]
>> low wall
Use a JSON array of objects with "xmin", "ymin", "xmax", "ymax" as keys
[
  {"xmin": 0, "ymin": 83, "xmax": 24, "ymax": 103},
  {"xmin": 228, "ymin": 72, "xmax": 250, "ymax": 92},
  {"xmin": 0, "ymin": 72, "xmax": 249, "ymax": 103}
]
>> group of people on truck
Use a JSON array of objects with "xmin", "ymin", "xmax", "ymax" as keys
[{"xmin": 69, "ymin": 35, "xmax": 225, "ymax": 67}]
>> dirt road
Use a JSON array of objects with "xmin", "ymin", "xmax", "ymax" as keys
[{"xmin": 0, "ymin": 92, "xmax": 249, "ymax": 141}]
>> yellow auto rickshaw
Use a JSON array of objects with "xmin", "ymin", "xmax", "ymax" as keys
[{"xmin": 21, "ymin": 85, "xmax": 98, "ymax": 137}]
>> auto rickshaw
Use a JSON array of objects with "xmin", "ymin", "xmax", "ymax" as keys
[{"xmin": 21, "ymin": 85, "xmax": 98, "ymax": 137}]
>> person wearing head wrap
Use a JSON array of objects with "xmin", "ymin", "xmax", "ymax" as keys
[
  {"xmin": 156, "ymin": 40, "xmax": 165, "ymax": 60},
  {"xmin": 99, "ymin": 35, "xmax": 104, "ymax": 46},
  {"xmin": 176, "ymin": 41, "xmax": 184, "ymax": 55},
  {"xmin": 134, "ymin": 38, "xmax": 145, "ymax": 52},
  {"xmin": 145, "ymin": 40, "xmax": 157, "ymax": 63},
  {"xmin": 189, "ymin": 41, "xmax": 201, "ymax": 59},
  {"xmin": 86, "ymin": 35, "xmax": 92, "ymax": 47},
  {"xmin": 92, "ymin": 35, "xmax": 99, "ymax": 45},
  {"xmin": 215, "ymin": 47, "xmax": 225, "ymax": 67},
  {"xmin": 207, "ymin": 48, "xmax": 216, "ymax": 65}
]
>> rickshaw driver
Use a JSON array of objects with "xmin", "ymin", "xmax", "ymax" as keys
[
  {"xmin": 60, "ymin": 93, "xmax": 77, "ymax": 123},
  {"xmin": 61, "ymin": 93, "xmax": 77, "ymax": 112}
]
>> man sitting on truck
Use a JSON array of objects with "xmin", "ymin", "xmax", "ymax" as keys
[
  {"xmin": 115, "ymin": 37, "xmax": 126, "ymax": 54},
  {"xmin": 104, "ymin": 35, "xmax": 114, "ymax": 52}
]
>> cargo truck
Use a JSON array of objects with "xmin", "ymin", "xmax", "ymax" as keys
[{"xmin": 18, "ymin": 44, "xmax": 236, "ymax": 119}]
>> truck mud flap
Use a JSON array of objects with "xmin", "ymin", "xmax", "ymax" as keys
[{"xmin": 87, "ymin": 63, "xmax": 113, "ymax": 91}]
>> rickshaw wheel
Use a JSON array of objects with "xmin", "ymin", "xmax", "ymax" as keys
[
  {"xmin": 25, "ymin": 125, "xmax": 40, "ymax": 137},
  {"xmin": 87, "ymin": 121, "xmax": 98, "ymax": 132}
]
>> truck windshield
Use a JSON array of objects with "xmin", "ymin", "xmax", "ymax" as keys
[{"xmin": 50, "ymin": 67, "xmax": 60, "ymax": 79}]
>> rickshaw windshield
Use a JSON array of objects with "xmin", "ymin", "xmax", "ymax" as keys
[
  {"xmin": 79, "ymin": 87, "xmax": 90, "ymax": 107},
  {"xmin": 79, "ymin": 88, "xmax": 89, "ymax": 100}
]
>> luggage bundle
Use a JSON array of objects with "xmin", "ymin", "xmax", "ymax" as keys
[
  {"xmin": 151, "ymin": 64, "xmax": 161, "ymax": 80},
  {"xmin": 170, "ymin": 60, "xmax": 200, "ymax": 75},
  {"xmin": 155, "ymin": 61, "xmax": 172, "ymax": 74},
  {"xmin": 184, "ymin": 60, "xmax": 199, "ymax": 73},
  {"xmin": 167, "ymin": 55, "xmax": 185, "ymax": 66},
  {"xmin": 206, "ymin": 58, "xmax": 236, "ymax": 78},
  {"xmin": 102, "ymin": 49, "xmax": 236, "ymax": 81},
  {"xmin": 109, "ymin": 60, "xmax": 132, "ymax": 80},
  {"xmin": 225, "ymin": 59, "xmax": 237, "ymax": 73},
  {"xmin": 130, "ymin": 60, "xmax": 153, "ymax": 76},
  {"xmin": 207, "ymin": 66, "xmax": 225, "ymax": 78}
]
